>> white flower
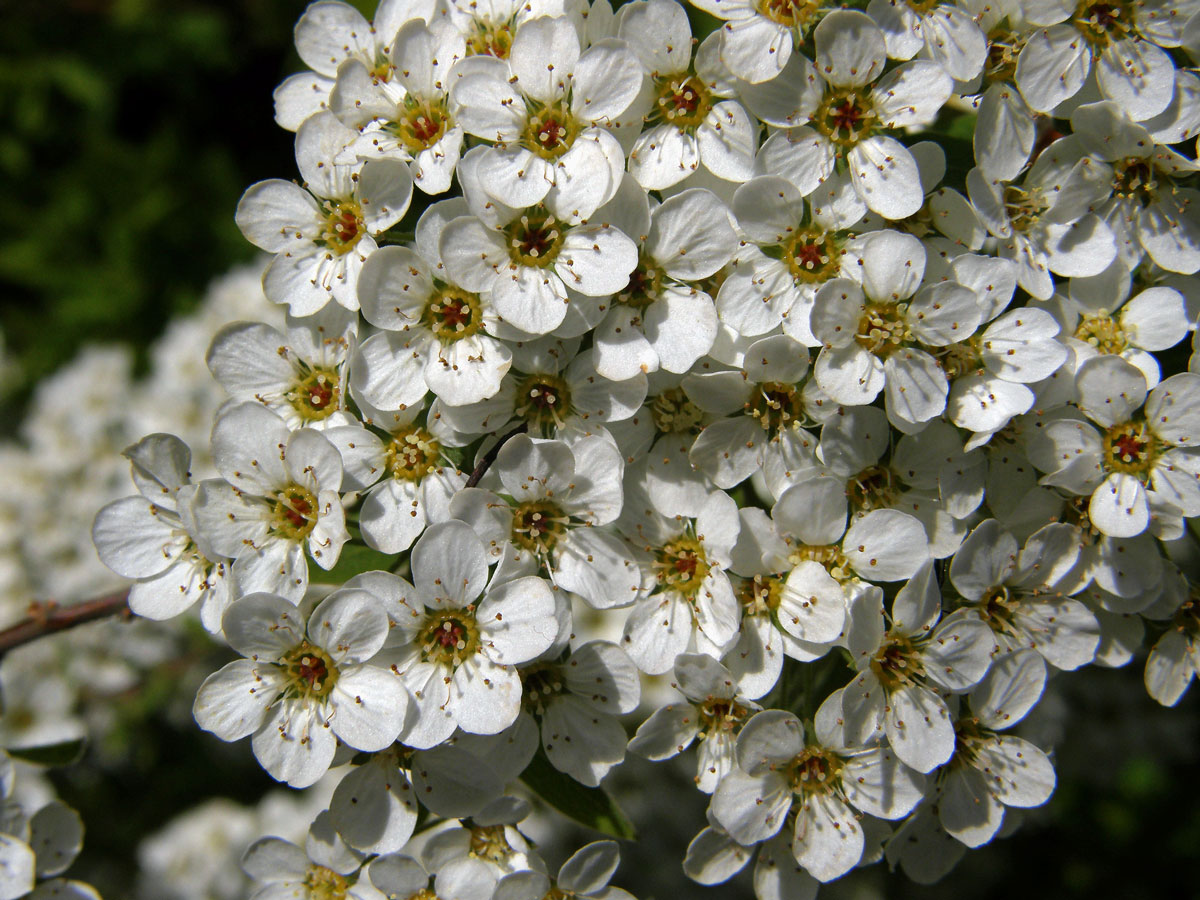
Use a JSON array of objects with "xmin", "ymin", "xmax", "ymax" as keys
[
  {"xmin": 352, "ymin": 239, "xmax": 513, "ymax": 408},
  {"xmin": 948, "ymin": 520, "xmax": 1101, "ymax": 670},
  {"xmin": 450, "ymin": 15, "xmax": 643, "ymax": 220},
  {"xmin": 1071, "ymin": 100, "xmax": 1200, "ymax": 275},
  {"xmin": 1028, "ymin": 358, "xmax": 1200, "ymax": 537},
  {"xmin": 331, "ymin": 18, "xmax": 467, "ymax": 194},
  {"xmin": 619, "ymin": 490, "xmax": 742, "ymax": 674},
  {"xmin": 242, "ymin": 810, "xmax": 385, "ymax": 900},
  {"xmin": 710, "ymin": 701, "xmax": 925, "ymax": 882},
  {"xmin": 450, "ymin": 434, "xmax": 641, "ymax": 610},
  {"xmin": 938, "ymin": 649, "xmax": 1055, "ymax": 848},
  {"xmin": 591, "ymin": 182, "xmax": 738, "ymax": 381},
  {"xmin": 191, "ymin": 403, "xmax": 349, "ymax": 602},
  {"xmin": 840, "ymin": 562, "xmax": 996, "ymax": 772},
  {"xmin": 689, "ymin": 0, "xmax": 824, "ymax": 84},
  {"xmin": 517, "ymin": 641, "xmax": 641, "ymax": 786},
  {"xmin": 1015, "ymin": 0, "xmax": 1187, "ymax": 121},
  {"xmin": 965, "ymin": 145, "xmax": 1118, "ymax": 300},
  {"xmin": 194, "ymin": 590, "xmax": 410, "ymax": 787},
  {"xmin": 380, "ymin": 520, "xmax": 560, "ymax": 748},
  {"xmin": 811, "ymin": 230, "xmax": 982, "ymax": 429},
  {"xmin": 323, "ymin": 409, "xmax": 466, "ymax": 555},
  {"xmin": 1144, "ymin": 577, "xmax": 1200, "ymax": 706},
  {"xmin": 495, "ymin": 840, "xmax": 632, "ymax": 900},
  {"xmin": 439, "ymin": 150, "xmax": 638, "ymax": 336},
  {"xmin": 797, "ymin": 10, "xmax": 953, "ymax": 220},
  {"xmin": 618, "ymin": 0, "xmax": 758, "ymax": 190},
  {"xmin": 867, "ymin": 0, "xmax": 988, "ymax": 82},
  {"xmin": 1059, "ymin": 262, "xmax": 1191, "ymax": 389},
  {"xmin": 92, "ymin": 434, "xmax": 233, "ymax": 632},
  {"xmin": 628, "ymin": 653, "xmax": 758, "ymax": 792},
  {"xmin": 206, "ymin": 304, "xmax": 358, "ymax": 430},
  {"xmin": 236, "ymin": 111, "xmax": 413, "ymax": 315}
]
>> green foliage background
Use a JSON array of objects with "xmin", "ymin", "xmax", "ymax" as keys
[{"xmin": 1, "ymin": 2, "xmax": 1198, "ymax": 898}]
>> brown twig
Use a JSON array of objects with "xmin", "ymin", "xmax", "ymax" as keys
[
  {"xmin": 465, "ymin": 423, "xmax": 528, "ymax": 488},
  {"xmin": 0, "ymin": 591, "xmax": 132, "ymax": 662}
]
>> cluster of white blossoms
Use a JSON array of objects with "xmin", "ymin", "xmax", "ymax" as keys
[{"xmin": 83, "ymin": 0, "xmax": 1200, "ymax": 896}]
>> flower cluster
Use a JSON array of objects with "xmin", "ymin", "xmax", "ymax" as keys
[{"xmin": 90, "ymin": 0, "xmax": 1200, "ymax": 897}]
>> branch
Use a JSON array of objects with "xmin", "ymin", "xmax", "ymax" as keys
[
  {"xmin": 0, "ymin": 591, "xmax": 132, "ymax": 661},
  {"xmin": 466, "ymin": 423, "xmax": 528, "ymax": 488}
]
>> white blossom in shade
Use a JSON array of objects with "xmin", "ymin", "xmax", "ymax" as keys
[
  {"xmin": 449, "ymin": 16, "xmax": 643, "ymax": 221},
  {"xmin": 367, "ymin": 848, "xmax": 496, "ymax": 900},
  {"xmin": 190, "ymin": 403, "xmax": 349, "ymax": 602},
  {"xmin": 194, "ymin": 590, "xmax": 410, "ymax": 788},
  {"xmin": 627, "ymin": 653, "xmax": 759, "ymax": 793},
  {"xmin": 440, "ymin": 0, "xmax": 584, "ymax": 62},
  {"xmin": 684, "ymin": 824, "xmax": 821, "ymax": 900},
  {"xmin": 91, "ymin": 434, "xmax": 233, "ymax": 633},
  {"xmin": 618, "ymin": 490, "xmax": 742, "ymax": 674},
  {"xmin": 1014, "ymin": 0, "xmax": 1192, "ymax": 122},
  {"xmin": 235, "ymin": 112, "xmax": 414, "ymax": 316},
  {"xmin": 840, "ymin": 562, "xmax": 996, "ymax": 773},
  {"xmin": 433, "ymin": 346, "xmax": 646, "ymax": 442},
  {"xmin": 206, "ymin": 304, "xmax": 358, "ymax": 430},
  {"xmin": 617, "ymin": 0, "xmax": 757, "ymax": 190},
  {"xmin": 793, "ymin": 10, "xmax": 953, "ymax": 220},
  {"xmin": 377, "ymin": 520, "xmax": 560, "ymax": 748},
  {"xmin": 515, "ymin": 640, "xmax": 640, "ymax": 786},
  {"xmin": 438, "ymin": 162, "xmax": 638, "ymax": 337},
  {"xmin": 718, "ymin": 170, "xmax": 868, "ymax": 343},
  {"xmin": 1028, "ymin": 358, "xmax": 1200, "ymax": 537},
  {"xmin": 884, "ymin": 801, "xmax": 965, "ymax": 885},
  {"xmin": 688, "ymin": 0, "xmax": 824, "ymax": 84},
  {"xmin": 323, "ymin": 404, "xmax": 467, "ymax": 555},
  {"xmin": 817, "ymin": 406, "xmax": 980, "ymax": 558},
  {"xmin": 948, "ymin": 519, "xmax": 1101, "ymax": 671},
  {"xmin": 811, "ymin": 230, "xmax": 983, "ymax": 429},
  {"xmin": 330, "ymin": 18, "xmax": 467, "ymax": 195},
  {"xmin": 938, "ymin": 650, "xmax": 1055, "ymax": 848},
  {"xmin": 710, "ymin": 701, "xmax": 925, "ymax": 883},
  {"xmin": 495, "ymin": 840, "xmax": 634, "ymax": 900},
  {"xmin": 418, "ymin": 796, "xmax": 544, "ymax": 878},
  {"xmin": 866, "ymin": 0, "xmax": 987, "ymax": 82},
  {"xmin": 944, "ymin": 295, "xmax": 1069, "ymax": 442},
  {"xmin": 352, "ymin": 244, "xmax": 512, "ymax": 410},
  {"xmin": 742, "ymin": 477, "xmax": 933, "ymax": 589},
  {"xmin": 450, "ymin": 434, "xmax": 641, "ymax": 610},
  {"xmin": 1056, "ymin": 262, "xmax": 1191, "ymax": 389},
  {"xmin": 242, "ymin": 811, "xmax": 385, "ymax": 900},
  {"xmin": 272, "ymin": 0, "xmax": 437, "ymax": 131},
  {"xmin": 687, "ymin": 335, "xmax": 819, "ymax": 498},
  {"xmin": 1144, "ymin": 580, "xmax": 1200, "ymax": 706},
  {"xmin": 1071, "ymin": 101, "xmax": 1200, "ymax": 275},
  {"xmin": 590, "ymin": 181, "xmax": 738, "ymax": 381},
  {"xmin": 964, "ymin": 145, "xmax": 1118, "ymax": 300}
]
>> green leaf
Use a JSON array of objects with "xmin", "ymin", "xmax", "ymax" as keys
[
  {"xmin": 8, "ymin": 738, "xmax": 86, "ymax": 767},
  {"xmin": 312, "ymin": 542, "xmax": 403, "ymax": 584},
  {"xmin": 520, "ymin": 749, "xmax": 636, "ymax": 840}
]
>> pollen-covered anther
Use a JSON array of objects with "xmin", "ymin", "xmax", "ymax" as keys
[
  {"xmin": 419, "ymin": 611, "xmax": 481, "ymax": 667},
  {"xmin": 385, "ymin": 426, "xmax": 441, "ymax": 481},
  {"xmin": 271, "ymin": 484, "xmax": 319, "ymax": 540},
  {"xmin": 318, "ymin": 199, "xmax": 365, "ymax": 255},
  {"xmin": 1103, "ymin": 420, "xmax": 1159, "ymax": 476},
  {"xmin": 654, "ymin": 536, "xmax": 711, "ymax": 598},
  {"xmin": 813, "ymin": 87, "xmax": 878, "ymax": 148},
  {"xmin": 283, "ymin": 642, "xmax": 340, "ymax": 701},
  {"xmin": 855, "ymin": 302, "xmax": 912, "ymax": 358}
]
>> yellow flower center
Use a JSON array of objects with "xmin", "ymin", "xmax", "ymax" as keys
[
  {"xmin": 287, "ymin": 366, "xmax": 340, "ymax": 422},
  {"xmin": 1103, "ymin": 420, "xmax": 1158, "ymax": 476},
  {"xmin": 319, "ymin": 199, "xmax": 365, "ymax": 255},
  {"xmin": 813, "ymin": 88, "xmax": 877, "ymax": 149},
  {"xmin": 510, "ymin": 499, "xmax": 569, "ymax": 555},
  {"xmin": 654, "ymin": 536, "xmax": 711, "ymax": 598},
  {"xmin": 423, "ymin": 287, "xmax": 484, "ymax": 343},
  {"xmin": 651, "ymin": 73, "xmax": 713, "ymax": 131},
  {"xmin": 271, "ymin": 484, "xmax": 319, "ymax": 541},
  {"xmin": 283, "ymin": 642, "xmax": 340, "ymax": 701},
  {"xmin": 385, "ymin": 426, "xmax": 441, "ymax": 481},
  {"xmin": 522, "ymin": 100, "xmax": 580, "ymax": 160},
  {"xmin": 747, "ymin": 381, "xmax": 806, "ymax": 438},
  {"xmin": 650, "ymin": 387, "xmax": 705, "ymax": 435},
  {"xmin": 392, "ymin": 96, "xmax": 452, "ymax": 153},
  {"xmin": 419, "ymin": 611, "xmax": 481, "ymax": 667},
  {"xmin": 506, "ymin": 208, "xmax": 565, "ymax": 268},
  {"xmin": 856, "ymin": 302, "xmax": 912, "ymax": 359},
  {"xmin": 1074, "ymin": 0, "xmax": 1132, "ymax": 48},
  {"xmin": 514, "ymin": 372, "xmax": 572, "ymax": 432}
]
